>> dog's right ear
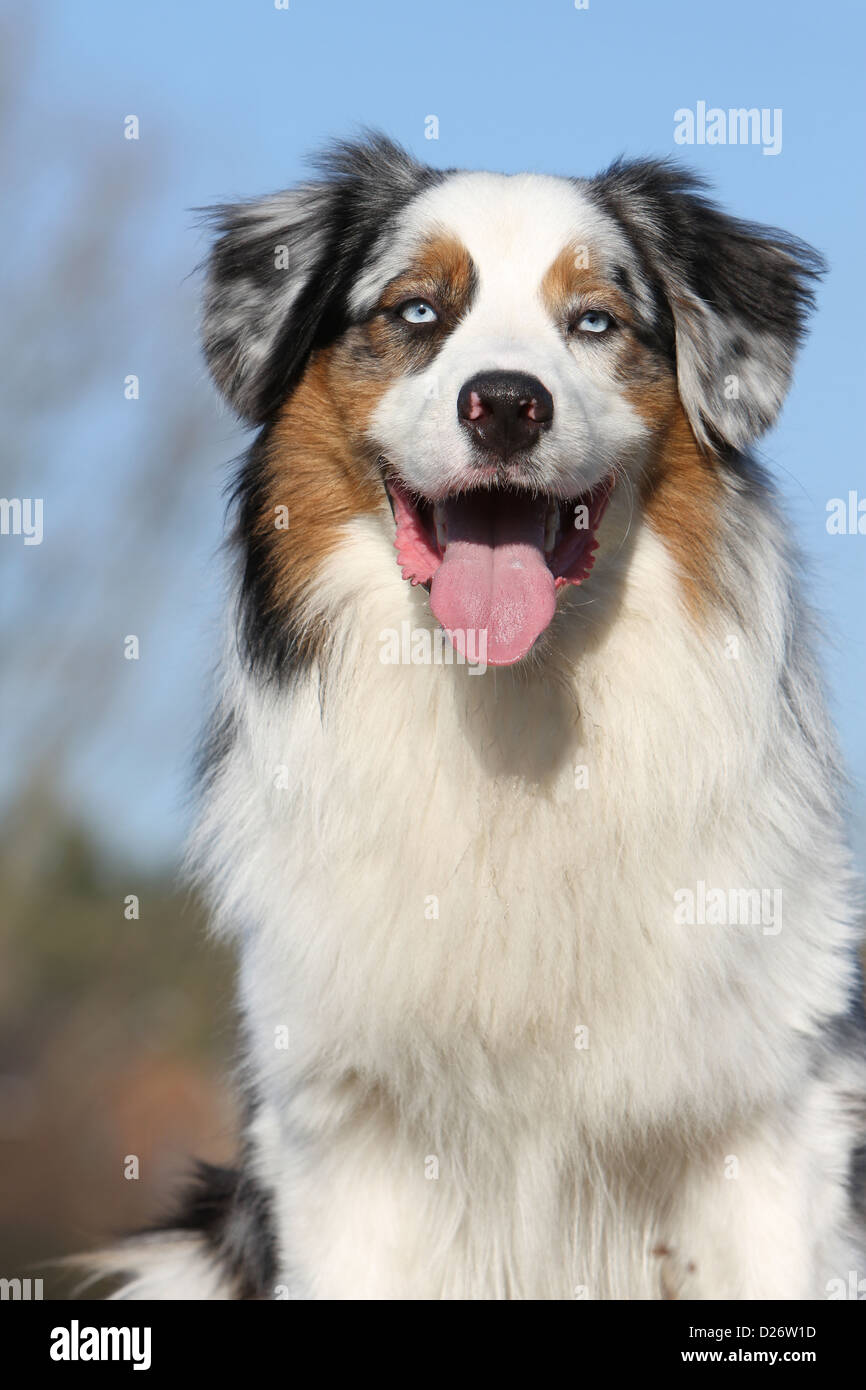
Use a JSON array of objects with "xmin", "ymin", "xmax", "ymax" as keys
[
  {"xmin": 200, "ymin": 133, "xmax": 437, "ymax": 425},
  {"xmin": 201, "ymin": 182, "xmax": 340, "ymax": 425}
]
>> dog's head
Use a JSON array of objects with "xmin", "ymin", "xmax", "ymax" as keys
[{"xmin": 203, "ymin": 134, "xmax": 822, "ymax": 669}]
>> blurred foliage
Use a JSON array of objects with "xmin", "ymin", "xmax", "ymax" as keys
[
  {"xmin": 0, "ymin": 9, "xmax": 236, "ymax": 863},
  {"xmin": 0, "ymin": 12, "xmax": 240, "ymax": 1297},
  {"xmin": 0, "ymin": 792, "xmax": 238, "ymax": 1296}
]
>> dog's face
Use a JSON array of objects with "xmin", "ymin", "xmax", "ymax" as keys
[
  {"xmin": 346, "ymin": 171, "xmax": 677, "ymax": 663},
  {"xmin": 203, "ymin": 136, "xmax": 821, "ymax": 669},
  {"xmin": 356, "ymin": 171, "xmax": 659, "ymax": 503}
]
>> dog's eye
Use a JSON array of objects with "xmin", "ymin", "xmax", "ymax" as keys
[
  {"xmin": 576, "ymin": 310, "xmax": 612, "ymax": 335},
  {"xmin": 398, "ymin": 299, "xmax": 439, "ymax": 325}
]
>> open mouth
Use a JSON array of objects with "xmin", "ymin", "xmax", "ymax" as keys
[{"xmin": 387, "ymin": 475, "xmax": 614, "ymax": 666}]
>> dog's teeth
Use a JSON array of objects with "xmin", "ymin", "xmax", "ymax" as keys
[
  {"xmin": 544, "ymin": 505, "xmax": 558, "ymax": 554},
  {"xmin": 433, "ymin": 503, "xmax": 447, "ymax": 550}
]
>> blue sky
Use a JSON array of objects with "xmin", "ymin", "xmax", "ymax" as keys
[{"xmin": 12, "ymin": 0, "xmax": 866, "ymax": 867}]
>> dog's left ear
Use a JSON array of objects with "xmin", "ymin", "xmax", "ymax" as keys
[{"xmin": 591, "ymin": 159, "xmax": 825, "ymax": 453}]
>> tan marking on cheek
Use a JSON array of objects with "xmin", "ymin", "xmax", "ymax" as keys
[
  {"xmin": 255, "ymin": 342, "xmax": 395, "ymax": 653},
  {"xmin": 543, "ymin": 244, "xmax": 723, "ymax": 619},
  {"xmin": 251, "ymin": 235, "xmax": 475, "ymax": 658},
  {"xmin": 640, "ymin": 400, "xmax": 725, "ymax": 617},
  {"xmin": 623, "ymin": 362, "xmax": 680, "ymax": 432}
]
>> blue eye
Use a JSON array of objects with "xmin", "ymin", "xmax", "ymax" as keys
[
  {"xmin": 576, "ymin": 310, "xmax": 611, "ymax": 335},
  {"xmin": 399, "ymin": 299, "xmax": 438, "ymax": 325}
]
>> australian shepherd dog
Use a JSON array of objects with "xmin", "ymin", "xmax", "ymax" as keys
[{"xmin": 98, "ymin": 135, "xmax": 865, "ymax": 1300}]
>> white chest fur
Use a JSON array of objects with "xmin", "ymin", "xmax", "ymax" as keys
[
  {"xmin": 191, "ymin": 510, "xmax": 860, "ymax": 1298},
  {"xmin": 199, "ymin": 510, "xmax": 855, "ymax": 1121}
]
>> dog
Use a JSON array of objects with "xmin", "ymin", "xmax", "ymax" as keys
[{"xmin": 98, "ymin": 134, "xmax": 866, "ymax": 1299}]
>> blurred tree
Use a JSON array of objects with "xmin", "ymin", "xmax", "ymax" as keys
[
  {"xmin": 0, "ymin": 12, "xmax": 241, "ymax": 1292},
  {"xmin": 0, "ymin": 10, "xmax": 241, "ymax": 865}
]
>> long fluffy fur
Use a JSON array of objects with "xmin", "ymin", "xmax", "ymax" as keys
[{"xmin": 100, "ymin": 136, "xmax": 865, "ymax": 1300}]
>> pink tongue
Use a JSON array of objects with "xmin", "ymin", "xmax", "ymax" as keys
[{"xmin": 430, "ymin": 492, "xmax": 556, "ymax": 666}]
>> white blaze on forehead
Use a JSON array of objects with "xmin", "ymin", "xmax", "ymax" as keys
[{"xmin": 350, "ymin": 171, "xmax": 640, "ymax": 319}]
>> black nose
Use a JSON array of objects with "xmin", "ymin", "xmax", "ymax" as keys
[{"xmin": 457, "ymin": 371, "xmax": 554, "ymax": 459}]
